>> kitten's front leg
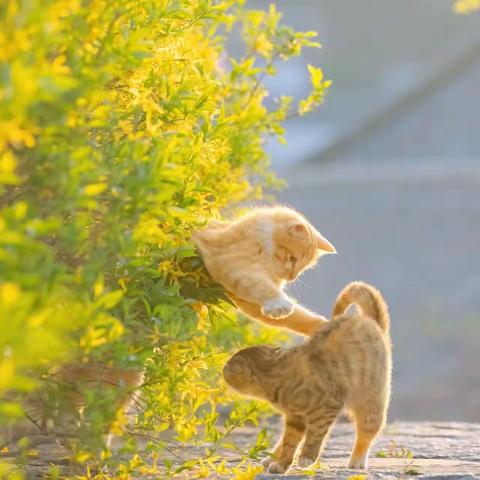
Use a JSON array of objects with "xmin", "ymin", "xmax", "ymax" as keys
[
  {"xmin": 226, "ymin": 272, "xmax": 294, "ymax": 319},
  {"xmin": 297, "ymin": 405, "xmax": 341, "ymax": 469},
  {"xmin": 232, "ymin": 296, "xmax": 327, "ymax": 336},
  {"xmin": 265, "ymin": 415, "xmax": 305, "ymax": 474}
]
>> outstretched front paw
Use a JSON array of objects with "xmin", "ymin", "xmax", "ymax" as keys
[
  {"xmin": 261, "ymin": 296, "xmax": 294, "ymax": 319},
  {"xmin": 268, "ymin": 461, "xmax": 288, "ymax": 474}
]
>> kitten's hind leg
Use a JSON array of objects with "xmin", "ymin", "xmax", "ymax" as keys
[
  {"xmin": 297, "ymin": 405, "xmax": 341, "ymax": 469},
  {"xmin": 349, "ymin": 409, "xmax": 385, "ymax": 469},
  {"xmin": 266, "ymin": 415, "xmax": 305, "ymax": 474}
]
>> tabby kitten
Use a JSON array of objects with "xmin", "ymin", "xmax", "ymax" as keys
[
  {"xmin": 223, "ymin": 281, "xmax": 391, "ymax": 473},
  {"xmin": 192, "ymin": 207, "xmax": 335, "ymax": 322}
]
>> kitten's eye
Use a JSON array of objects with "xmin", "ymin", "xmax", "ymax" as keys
[{"xmin": 290, "ymin": 255, "xmax": 297, "ymax": 263}]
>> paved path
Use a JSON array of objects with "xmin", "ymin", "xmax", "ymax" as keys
[
  {"xmin": 263, "ymin": 421, "xmax": 480, "ymax": 479},
  {"xmin": 249, "ymin": 420, "xmax": 480, "ymax": 479},
  {"xmin": 15, "ymin": 421, "xmax": 480, "ymax": 478}
]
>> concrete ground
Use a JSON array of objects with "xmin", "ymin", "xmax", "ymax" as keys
[
  {"xmin": 14, "ymin": 421, "xmax": 480, "ymax": 478},
  {"xmin": 256, "ymin": 420, "xmax": 480, "ymax": 479}
]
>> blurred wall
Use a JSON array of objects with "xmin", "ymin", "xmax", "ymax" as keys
[
  {"xmin": 246, "ymin": 1, "xmax": 480, "ymax": 421},
  {"xmin": 248, "ymin": 0, "xmax": 480, "ymax": 168}
]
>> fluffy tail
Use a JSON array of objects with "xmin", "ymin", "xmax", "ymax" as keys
[{"xmin": 332, "ymin": 281, "xmax": 390, "ymax": 333}]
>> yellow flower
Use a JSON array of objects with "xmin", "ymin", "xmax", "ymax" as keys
[
  {"xmin": 0, "ymin": 282, "xmax": 20, "ymax": 305},
  {"xmin": 0, "ymin": 150, "xmax": 16, "ymax": 175},
  {"xmin": 84, "ymin": 182, "xmax": 108, "ymax": 196}
]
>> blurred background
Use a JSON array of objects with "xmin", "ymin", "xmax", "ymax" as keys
[{"xmin": 249, "ymin": 0, "xmax": 480, "ymax": 421}]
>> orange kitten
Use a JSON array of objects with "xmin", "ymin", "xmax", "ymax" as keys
[
  {"xmin": 223, "ymin": 281, "xmax": 391, "ymax": 473},
  {"xmin": 192, "ymin": 207, "xmax": 335, "ymax": 321}
]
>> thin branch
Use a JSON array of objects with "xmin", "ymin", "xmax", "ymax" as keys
[
  {"xmin": 24, "ymin": 412, "xmax": 46, "ymax": 433},
  {"xmin": 123, "ymin": 429, "xmax": 187, "ymax": 462}
]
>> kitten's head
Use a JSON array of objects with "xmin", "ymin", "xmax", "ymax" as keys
[
  {"xmin": 192, "ymin": 206, "xmax": 335, "ymax": 283},
  {"xmin": 223, "ymin": 345, "xmax": 282, "ymax": 400},
  {"xmin": 269, "ymin": 207, "xmax": 336, "ymax": 282}
]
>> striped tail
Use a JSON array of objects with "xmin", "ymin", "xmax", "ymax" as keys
[{"xmin": 332, "ymin": 281, "xmax": 390, "ymax": 333}]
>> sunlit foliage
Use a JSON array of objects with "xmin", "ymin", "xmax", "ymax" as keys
[
  {"xmin": 0, "ymin": 0, "xmax": 329, "ymax": 476},
  {"xmin": 453, "ymin": 0, "xmax": 480, "ymax": 13}
]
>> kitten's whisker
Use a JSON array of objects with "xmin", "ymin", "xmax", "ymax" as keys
[
  {"xmin": 292, "ymin": 282, "xmax": 302, "ymax": 302},
  {"xmin": 294, "ymin": 281, "xmax": 309, "ymax": 304},
  {"xmin": 296, "ymin": 277, "xmax": 315, "ymax": 289}
]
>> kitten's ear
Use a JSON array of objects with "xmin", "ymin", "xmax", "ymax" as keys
[
  {"xmin": 288, "ymin": 223, "xmax": 309, "ymax": 238},
  {"xmin": 223, "ymin": 356, "xmax": 251, "ymax": 385},
  {"xmin": 316, "ymin": 232, "xmax": 336, "ymax": 254},
  {"xmin": 344, "ymin": 303, "xmax": 361, "ymax": 318}
]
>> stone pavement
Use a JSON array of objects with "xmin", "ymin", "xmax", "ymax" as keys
[
  {"xmin": 13, "ymin": 421, "xmax": 480, "ymax": 479},
  {"xmin": 241, "ymin": 421, "xmax": 480, "ymax": 479},
  {"xmin": 261, "ymin": 421, "xmax": 480, "ymax": 479}
]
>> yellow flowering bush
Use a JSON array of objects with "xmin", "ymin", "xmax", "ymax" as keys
[{"xmin": 0, "ymin": 0, "xmax": 330, "ymax": 476}]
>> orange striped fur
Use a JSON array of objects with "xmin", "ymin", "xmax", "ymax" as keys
[
  {"xmin": 192, "ymin": 206, "xmax": 335, "ymax": 324},
  {"xmin": 223, "ymin": 282, "xmax": 392, "ymax": 473}
]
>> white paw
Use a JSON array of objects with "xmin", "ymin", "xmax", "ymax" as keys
[
  {"xmin": 261, "ymin": 456, "xmax": 273, "ymax": 468},
  {"xmin": 268, "ymin": 461, "xmax": 287, "ymax": 474},
  {"xmin": 348, "ymin": 456, "xmax": 367, "ymax": 470},
  {"xmin": 262, "ymin": 296, "xmax": 294, "ymax": 319},
  {"xmin": 297, "ymin": 456, "xmax": 315, "ymax": 469}
]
